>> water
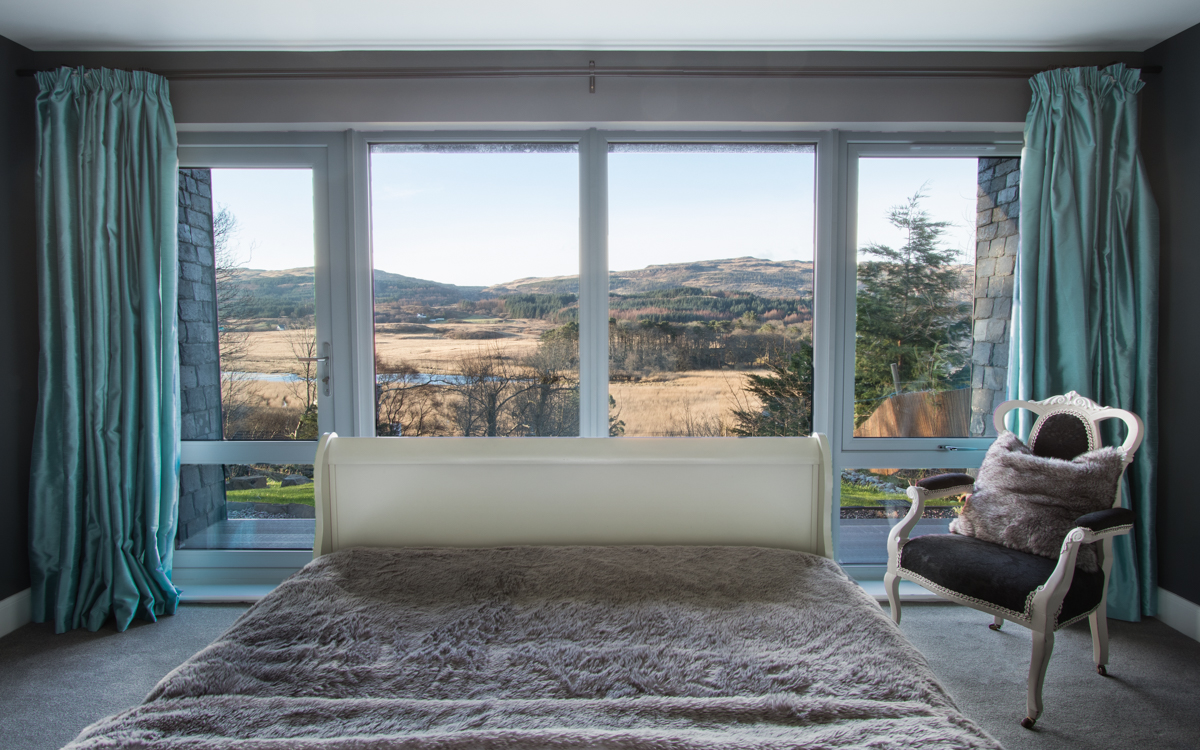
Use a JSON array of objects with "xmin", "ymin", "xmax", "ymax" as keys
[
  {"xmin": 228, "ymin": 371, "xmax": 501, "ymax": 385},
  {"xmin": 225, "ymin": 372, "xmax": 304, "ymax": 383}
]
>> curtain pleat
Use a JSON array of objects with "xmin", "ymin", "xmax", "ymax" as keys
[
  {"xmin": 1008, "ymin": 64, "xmax": 1159, "ymax": 621},
  {"xmin": 30, "ymin": 67, "xmax": 181, "ymax": 633}
]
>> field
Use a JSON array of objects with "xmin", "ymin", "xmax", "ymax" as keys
[{"xmin": 225, "ymin": 322, "xmax": 766, "ymax": 436}]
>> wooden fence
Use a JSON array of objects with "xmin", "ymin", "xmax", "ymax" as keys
[{"xmin": 854, "ymin": 388, "xmax": 972, "ymax": 438}]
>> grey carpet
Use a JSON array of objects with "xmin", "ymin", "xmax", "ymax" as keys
[
  {"xmin": 896, "ymin": 602, "xmax": 1200, "ymax": 750},
  {"xmin": 1, "ymin": 595, "xmax": 1197, "ymax": 749},
  {"xmin": 0, "ymin": 603, "xmax": 248, "ymax": 750}
]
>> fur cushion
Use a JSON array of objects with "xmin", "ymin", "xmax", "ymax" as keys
[{"xmin": 948, "ymin": 431, "xmax": 1125, "ymax": 572}]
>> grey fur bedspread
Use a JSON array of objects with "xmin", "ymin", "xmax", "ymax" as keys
[{"xmin": 66, "ymin": 546, "xmax": 1000, "ymax": 749}]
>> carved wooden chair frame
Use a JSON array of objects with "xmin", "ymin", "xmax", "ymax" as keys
[{"xmin": 884, "ymin": 391, "xmax": 1144, "ymax": 728}]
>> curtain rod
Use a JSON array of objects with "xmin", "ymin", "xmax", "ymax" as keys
[{"xmin": 15, "ymin": 62, "xmax": 1163, "ymax": 81}]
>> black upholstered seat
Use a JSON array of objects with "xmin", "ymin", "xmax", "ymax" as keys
[{"xmin": 900, "ymin": 534, "xmax": 1106, "ymax": 625}]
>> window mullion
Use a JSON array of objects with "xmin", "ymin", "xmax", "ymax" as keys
[{"xmin": 578, "ymin": 129, "xmax": 609, "ymax": 437}]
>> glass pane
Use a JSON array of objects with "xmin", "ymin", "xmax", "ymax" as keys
[
  {"xmin": 853, "ymin": 156, "xmax": 1019, "ymax": 438},
  {"xmin": 179, "ymin": 168, "xmax": 317, "ymax": 442},
  {"xmin": 176, "ymin": 463, "xmax": 315, "ymax": 550},
  {"xmin": 369, "ymin": 143, "xmax": 580, "ymax": 436},
  {"xmin": 837, "ymin": 467, "xmax": 969, "ymax": 565},
  {"xmin": 607, "ymin": 143, "xmax": 815, "ymax": 436}
]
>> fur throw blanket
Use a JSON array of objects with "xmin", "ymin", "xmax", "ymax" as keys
[
  {"xmin": 950, "ymin": 432, "xmax": 1125, "ymax": 571},
  {"xmin": 65, "ymin": 546, "xmax": 999, "ymax": 749}
]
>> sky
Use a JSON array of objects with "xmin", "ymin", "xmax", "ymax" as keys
[{"xmin": 210, "ymin": 153, "xmax": 979, "ymax": 287}]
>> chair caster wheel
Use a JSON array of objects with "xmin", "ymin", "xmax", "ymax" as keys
[
  {"xmin": 1097, "ymin": 665, "xmax": 1108, "ymax": 676},
  {"xmin": 1021, "ymin": 717, "xmax": 1036, "ymax": 730},
  {"xmin": 988, "ymin": 623, "xmax": 1002, "ymax": 631}
]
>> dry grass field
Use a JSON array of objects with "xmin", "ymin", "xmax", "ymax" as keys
[
  {"xmin": 611, "ymin": 371, "xmax": 763, "ymax": 436},
  {"xmin": 224, "ymin": 321, "xmax": 765, "ymax": 436},
  {"xmin": 230, "ymin": 320, "xmax": 555, "ymax": 375}
]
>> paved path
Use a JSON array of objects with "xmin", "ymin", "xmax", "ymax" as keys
[{"xmin": 838, "ymin": 517, "xmax": 952, "ymax": 565}]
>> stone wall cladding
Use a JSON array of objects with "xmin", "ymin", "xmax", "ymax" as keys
[
  {"xmin": 177, "ymin": 168, "xmax": 226, "ymax": 542},
  {"xmin": 969, "ymin": 157, "xmax": 1020, "ymax": 437}
]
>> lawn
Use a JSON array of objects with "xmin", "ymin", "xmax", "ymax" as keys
[
  {"xmin": 226, "ymin": 479, "xmax": 315, "ymax": 506},
  {"xmin": 840, "ymin": 479, "xmax": 963, "ymax": 507}
]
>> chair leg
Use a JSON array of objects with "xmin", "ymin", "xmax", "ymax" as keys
[
  {"xmin": 990, "ymin": 615, "xmax": 1003, "ymax": 631},
  {"xmin": 884, "ymin": 572, "xmax": 901, "ymax": 624},
  {"xmin": 1023, "ymin": 629, "xmax": 1055, "ymax": 729},
  {"xmin": 1090, "ymin": 609, "xmax": 1110, "ymax": 676}
]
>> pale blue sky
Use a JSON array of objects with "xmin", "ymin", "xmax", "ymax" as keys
[{"xmin": 211, "ymin": 154, "xmax": 979, "ymax": 286}]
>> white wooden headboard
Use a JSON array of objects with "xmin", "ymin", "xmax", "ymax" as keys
[{"xmin": 313, "ymin": 434, "xmax": 833, "ymax": 558}]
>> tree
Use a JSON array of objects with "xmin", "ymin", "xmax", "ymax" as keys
[
  {"xmin": 285, "ymin": 323, "xmax": 320, "ymax": 439},
  {"xmin": 730, "ymin": 344, "xmax": 813, "ymax": 437},
  {"xmin": 375, "ymin": 355, "xmax": 447, "ymax": 437},
  {"xmin": 854, "ymin": 191, "xmax": 970, "ymax": 425},
  {"xmin": 213, "ymin": 206, "xmax": 258, "ymax": 438}
]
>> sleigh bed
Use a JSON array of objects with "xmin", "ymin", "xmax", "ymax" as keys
[{"xmin": 65, "ymin": 435, "xmax": 1000, "ymax": 750}]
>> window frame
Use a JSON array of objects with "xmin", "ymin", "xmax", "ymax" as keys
[
  {"xmin": 351, "ymin": 129, "xmax": 829, "ymax": 439},
  {"xmin": 835, "ymin": 136, "xmax": 1023, "ymax": 459},
  {"xmin": 172, "ymin": 127, "xmax": 1027, "ymax": 584}
]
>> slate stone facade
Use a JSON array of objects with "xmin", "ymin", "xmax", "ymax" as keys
[
  {"xmin": 177, "ymin": 168, "xmax": 226, "ymax": 542},
  {"xmin": 970, "ymin": 157, "xmax": 1020, "ymax": 437}
]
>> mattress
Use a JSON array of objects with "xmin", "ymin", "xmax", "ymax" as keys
[{"xmin": 65, "ymin": 545, "xmax": 1000, "ymax": 749}]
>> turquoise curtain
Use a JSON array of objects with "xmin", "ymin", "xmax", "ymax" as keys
[
  {"xmin": 1008, "ymin": 64, "xmax": 1158, "ymax": 621},
  {"xmin": 30, "ymin": 68, "xmax": 181, "ymax": 633}
]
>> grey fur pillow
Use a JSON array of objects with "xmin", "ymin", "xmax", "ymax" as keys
[{"xmin": 948, "ymin": 431, "xmax": 1125, "ymax": 572}]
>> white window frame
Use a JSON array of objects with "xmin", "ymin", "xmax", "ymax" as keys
[
  {"xmin": 172, "ymin": 127, "xmax": 1027, "ymax": 587},
  {"xmin": 830, "ymin": 133, "xmax": 1023, "ymax": 574},
  {"xmin": 177, "ymin": 133, "xmax": 358, "ymax": 468},
  {"xmin": 350, "ymin": 129, "xmax": 831, "ymax": 439},
  {"xmin": 174, "ymin": 133, "xmax": 356, "ymax": 589}
]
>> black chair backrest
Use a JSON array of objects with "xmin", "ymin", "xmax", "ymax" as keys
[{"xmin": 1028, "ymin": 411, "xmax": 1096, "ymax": 461}]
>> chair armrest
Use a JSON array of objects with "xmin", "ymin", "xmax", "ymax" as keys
[
  {"xmin": 1030, "ymin": 512, "xmax": 1136, "ymax": 628},
  {"xmin": 1074, "ymin": 507, "xmax": 1135, "ymax": 536},
  {"xmin": 914, "ymin": 473, "xmax": 975, "ymax": 500}
]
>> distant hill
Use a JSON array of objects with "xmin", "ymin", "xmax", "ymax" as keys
[
  {"xmin": 488, "ymin": 257, "xmax": 815, "ymax": 299},
  {"xmin": 225, "ymin": 267, "xmax": 486, "ymax": 318},
  {"xmin": 226, "ymin": 257, "xmax": 972, "ymax": 319}
]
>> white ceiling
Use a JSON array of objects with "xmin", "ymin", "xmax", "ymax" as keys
[{"xmin": 1, "ymin": 0, "xmax": 1198, "ymax": 52}]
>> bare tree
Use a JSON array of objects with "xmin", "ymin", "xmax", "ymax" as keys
[
  {"xmin": 284, "ymin": 322, "xmax": 319, "ymax": 439},
  {"xmin": 213, "ymin": 206, "xmax": 259, "ymax": 437},
  {"xmin": 375, "ymin": 355, "xmax": 448, "ymax": 436},
  {"xmin": 505, "ymin": 335, "xmax": 576, "ymax": 436}
]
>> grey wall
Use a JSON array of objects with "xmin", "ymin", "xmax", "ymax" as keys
[
  {"xmin": 31, "ymin": 50, "xmax": 1142, "ymax": 128},
  {"xmin": 177, "ymin": 168, "xmax": 226, "ymax": 543},
  {"xmin": 969, "ymin": 157, "xmax": 1020, "ymax": 438},
  {"xmin": 1144, "ymin": 22, "xmax": 1200, "ymax": 608},
  {"xmin": 5, "ymin": 45, "xmax": 1178, "ymax": 602},
  {"xmin": 0, "ymin": 35, "xmax": 38, "ymax": 601}
]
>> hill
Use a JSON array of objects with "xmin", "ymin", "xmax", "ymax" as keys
[
  {"xmin": 487, "ymin": 257, "xmax": 815, "ymax": 299},
  {"xmin": 225, "ymin": 267, "xmax": 486, "ymax": 318},
  {"xmin": 223, "ymin": 257, "xmax": 971, "ymax": 321}
]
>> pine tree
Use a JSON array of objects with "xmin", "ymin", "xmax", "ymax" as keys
[
  {"xmin": 731, "ymin": 344, "xmax": 813, "ymax": 437},
  {"xmin": 854, "ymin": 191, "xmax": 970, "ymax": 425}
]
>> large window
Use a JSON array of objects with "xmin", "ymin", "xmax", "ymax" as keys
[
  {"xmin": 174, "ymin": 130, "xmax": 1021, "ymax": 576},
  {"xmin": 369, "ymin": 143, "xmax": 580, "ymax": 437},
  {"xmin": 836, "ymin": 145, "xmax": 1021, "ymax": 565},
  {"xmin": 606, "ymin": 144, "xmax": 815, "ymax": 437},
  {"xmin": 176, "ymin": 141, "xmax": 338, "ymax": 555}
]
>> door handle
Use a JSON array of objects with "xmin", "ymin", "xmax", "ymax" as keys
[{"xmin": 297, "ymin": 343, "xmax": 332, "ymax": 397}]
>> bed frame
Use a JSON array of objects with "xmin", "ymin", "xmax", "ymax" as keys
[{"xmin": 313, "ymin": 434, "xmax": 833, "ymax": 558}]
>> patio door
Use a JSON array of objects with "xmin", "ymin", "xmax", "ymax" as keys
[
  {"xmin": 175, "ymin": 140, "xmax": 351, "ymax": 555},
  {"xmin": 835, "ymin": 140, "xmax": 1021, "ymax": 568}
]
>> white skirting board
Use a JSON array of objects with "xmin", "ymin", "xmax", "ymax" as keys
[
  {"xmin": 0, "ymin": 588, "xmax": 32, "ymax": 640},
  {"xmin": 1157, "ymin": 587, "xmax": 1200, "ymax": 643}
]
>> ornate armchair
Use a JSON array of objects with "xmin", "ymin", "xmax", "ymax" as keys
[{"xmin": 885, "ymin": 392, "xmax": 1144, "ymax": 729}]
